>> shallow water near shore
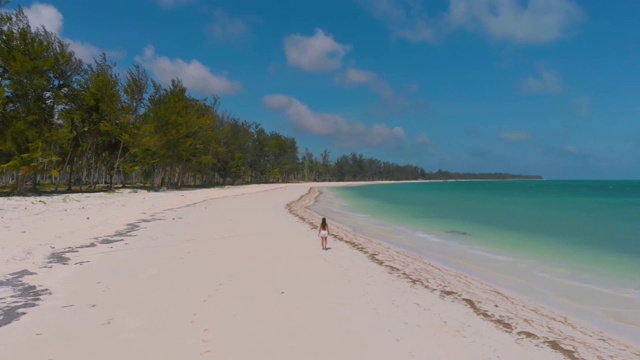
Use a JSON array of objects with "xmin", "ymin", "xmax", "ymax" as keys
[{"xmin": 310, "ymin": 180, "xmax": 640, "ymax": 345}]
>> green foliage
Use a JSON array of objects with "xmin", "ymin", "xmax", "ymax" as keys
[
  {"xmin": 75, "ymin": 53, "xmax": 126, "ymax": 189},
  {"xmin": 1, "ymin": 2, "xmax": 537, "ymax": 195},
  {"xmin": 0, "ymin": 6, "xmax": 83, "ymax": 192},
  {"xmin": 424, "ymin": 170, "xmax": 541, "ymax": 180}
]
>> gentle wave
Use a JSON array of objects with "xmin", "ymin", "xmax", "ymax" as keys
[
  {"xmin": 465, "ymin": 248, "xmax": 515, "ymax": 262},
  {"xmin": 413, "ymin": 231, "xmax": 446, "ymax": 243},
  {"xmin": 314, "ymin": 183, "xmax": 640, "ymax": 342},
  {"xmin": 533, "ymin": 271, "xmax": 640, "ymax": 301}
]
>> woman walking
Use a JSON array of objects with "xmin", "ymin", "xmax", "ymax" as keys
[{"xmin": 318, "ymin": 217, "xmax": 330, "ymax": 250}]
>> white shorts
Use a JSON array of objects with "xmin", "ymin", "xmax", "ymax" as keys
[{"xmin": 320, "ymin": 230, "xmax": 328, "ymax": 237}]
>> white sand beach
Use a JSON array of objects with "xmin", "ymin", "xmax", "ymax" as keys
[{"xmin": 0, "ymin": 184, "xmax": 638, "ymax": 359}]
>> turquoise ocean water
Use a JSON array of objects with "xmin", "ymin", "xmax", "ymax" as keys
[{"xmin": 310, "ymin": 180, "xmax": 640, "ymax": 343}]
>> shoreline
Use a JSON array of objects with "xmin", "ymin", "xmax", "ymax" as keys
[
  {"xmin": 288, "ymin": 186, "xmax": 640, "ymax": 360},
  {"xmin": 0, "ymin": 183, "xmax": 638, "ymax": 359},
  {"xmin": 309, "ymin": 183, "xmax": 640, "ymax": 344}
]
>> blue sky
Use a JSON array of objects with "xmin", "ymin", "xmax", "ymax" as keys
[{"xmin": 10, "ymin": 0, "xmax": 640, "ymax": 179}]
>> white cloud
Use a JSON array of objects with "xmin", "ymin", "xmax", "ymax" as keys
[
  {"xmin": 447, "ymin": 0, "xmax": 586, "ymax": 44},
  {"xmin": 416, "ymin": 132, "xmax": 432, "ymax": 146},
  {"xmin": 395, "ymin": 20, "xmax": 438, "ymax": 42},
  {"xmin": 499, "ymin": 131, "xmax": 531, "ymax": 143},
  {"xmin": 356, "ymin": 0, "xmax": 437, "ymax": 43},
  {"xmin": 334, "ymin": 64, "xmax": 426, "ymax": 118},
  {"xmin": 135, "ymin": 45, "xmax": 241, "ymax": 95},
  {"xmin": 23, "ymin": 3, "xmax": 63, "ymax": 35},
  {"xmin": 66, "ymin": 39, "xmax": 125, "ymax": 63},
  {"xmin": 521, "ymin": 66, "xmax": 563, "ymax": 94},
  {"xmin": 394, "ymin": 127, "xmax": 405, "ymax": 137},
  {"xmin": 284, "ymin": 29, "xmax": 351, "ymax": 72},
  {"xmin": 263, "ymin": 94, "xmax": 348, "ymax": 135},
  {"xmin": 65, "ymin": 40, "xmax": 100, "ymax": 63},
  {"xmin": 367, "ymin": 124, "xmax": 406, "ymax": 146},
  {"xmin": 156, "ymin": 0, "xmax": 195, "ymax": 9},
  {"xmin": 336, "ymin": 67, "xmax": 375, "ymax": 86},
  {"xmin": 334, "ymin": 65, "xmax": 394, "ymax": 98},
  {"xmin": 263, "ymin": 94, "xmax": 405, "ymax": 147},
  {"xmin": 358, "ymin": 0, "xmax": 585, "ymax": 44},
  {"xmin": 206, "ymin": 9, "xmax": 249, "ymax": 43},
  {"xmin": 22, "ymin": 3, "xmax": 117, "ymax": 63}
]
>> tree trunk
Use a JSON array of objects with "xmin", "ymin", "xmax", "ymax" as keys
[
  {"xmin": 56, "ymin": 147, "xmax": 74, "ymax": 192},
  {"xmin": 67, "ymin": 156, "xmax": 76, "ymax": 191},
  {"xmin": 31, "ymin": 172, "xmax": 38, "ymax": 193},
  {"xmin": 121, "ymin": 166, "xmax": 127, "ymax": 188},
  {"xmin": 15, "ymin": 169, "xmax": 27, "ymax": 195},
  {"xmin": 110, "ymin": 140, "xmax": 125, "ymax": 191}
]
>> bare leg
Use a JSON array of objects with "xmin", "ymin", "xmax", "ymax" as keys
[
  {"xmin": 322, "ymin": 236, "xmax": 327, "ymax": 250},
  {"xmin": 320, "ymin": 236, "xmax": 324, "ymax": 250}
]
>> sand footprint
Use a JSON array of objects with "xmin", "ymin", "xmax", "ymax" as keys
[
  {"xmin": 200, "ymin": 332, "xmax": 212, "ymax": 356},
  {"xmin": 201, "ymin": 328, "xmax": 211, "ymax": 347}
]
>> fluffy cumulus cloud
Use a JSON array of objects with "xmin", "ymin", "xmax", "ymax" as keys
[
  {"xmin": 135, "ymin": 45, "xmax": 241, "ymax": 95},
  {"xmin": 498, "ymin": 131, "xmax": 531, "ymax": 143},
  {"xmin": 358, "ymin": 0, "xmax": 585, "ymax": 44},
  {"xmin": 416, "ymin": 132, "xmax": 433, "ymax": 146},
  {"xmin": 334, "ymin": 65, "xmax": 394, "ymax": 98},
  {"xmin": 284, "ymin": 29, "xmax": 351, "ymax": 72},
  {"xmin": 23, "ymin": 3, "xmax": 63, "ymax": 34},
  {"xmin": 263, "ymin": 94, "xmax": 405, "ymax": 147},
  {"xmin": 22, "ymin": 3, "xmax": 120, "ymax": 63},
  {"xmin": 446, "ymin": 0, "xmax": 585, "ymax": 44},
  {"xmin": 334, "ymin": 64, "xmax": 426, "ymax": 118},
  {"xmin": 66, "ymin": 40, "xmax": 104, "ymax": 63},
  {"xmin": 521, "ymin": 66, "xmax": 563, "ymax": 94},
  {"xmin": 366, "ymin": 124, "xmax": 406, "ymax": 147},
  {"xmin": 206, "ymin": 9, "xmax": 249, "ymax": 43},
  {"xmin": 263, "ymin": 94, "xmax": 348, "ymax": 136}
]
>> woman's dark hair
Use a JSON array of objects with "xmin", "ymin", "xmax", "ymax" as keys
[{"xmin": 321, "ymin": 217, "xmax": 327, "ymax": 228}]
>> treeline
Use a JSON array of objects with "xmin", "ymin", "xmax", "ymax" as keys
[
  {"xmin": 300, "ymin": 150, "xmax": 426, "ymax": 182},
  {"xmin": 424, "ymin": 170, "xmax": 542, "ymax": 180},
  {"xmin": 0, "ymin": 6, "xmax": 427, "ymax": 194}
]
